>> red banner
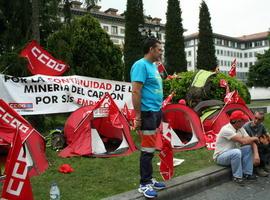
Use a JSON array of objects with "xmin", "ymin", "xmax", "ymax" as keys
[
  {"xmin": 20, "ymin": 40, "xmax": 69, "ymax": 76},
  {"xmin": 1, "ymin": 129, "xmax": 34, "ymax": 200}
]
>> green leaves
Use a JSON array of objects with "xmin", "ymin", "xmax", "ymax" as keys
[
  {"xmin": 165, "ymin": 0, "xmax": 187, "ymax": 74},
  {"xmin": 47, "ymin": 14, "xmax": 124, "ymax": 80},
  {"xmin": 248, "ymin": 48, "xmax": 270, "ymax": 87},
  {"xmin": 197, "ymin": 1, "xmax": 217, "ymax": 71},
  {"xmin": 164, "ymin": 71, "xmax": 251, "ymax": 104}
]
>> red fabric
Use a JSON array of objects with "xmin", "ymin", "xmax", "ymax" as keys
[
  {"xmin": 59, "ymin": 93, "xmax": 137, "ymax": 158},
  {"xmin": 157, "ymin": 62, "xmax": 165, "ymax": 73},
  {"xmin": 109, "ymin": 100, "xmax": 123, "ymax": 129},
  {"xmin": 202, "ymin": 103, "xmax": 254, "ymax": 150},
  {"xmin": 58, "ymin": 164, "xmax": 74, "ymax": 174},
  {"xmin": 178, "ymin": 99, "xmax": 186, "ymax": 105},
  {"xmin": 229, "ymin": 110, "xmax": 249, "ymax": 121},
  {"xmin": 224, "ymin": 90, "xmax": 246, "ymax": 105},
  {"xmin": 219, "ymin": 79, "xmax": 228, "ymax": 88},
  {"xmin": 1, "ymin": 129, "xmax": 34, "ymax": 200},
  {"xmin": 159, "ymin": 132, "xmax": 174, "ymax": 181},
  {"xmin": 20, "ymin": 40, "xmax": 69, "ymax": 76},
  {"xmin": 228, "ymin": 58, "xmax": 237, "ymax": 77},
  {"xmin": 0, "ymin": 99, "xmax": 48, "ymax": 176},
  {"xmin": 162, "ymin": 104, "xmax": 206, "ymax": 151},
  {"xmin": 162, "ymin": 92, "xmax": 175, "ymax": 108},
  {"xmin": 141, "ymin": 134, "xmax": 157, "ymax": 148}
]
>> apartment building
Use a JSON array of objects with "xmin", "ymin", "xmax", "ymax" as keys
[
  {"xmin": 68, "ymin": 1, "xmax": 270, "ymax": 82},
  {"xmin": 185, "ymin": 32, "xmax": 270, "ymax": 81}
]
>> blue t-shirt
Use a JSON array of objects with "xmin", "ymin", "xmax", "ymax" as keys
[{"xmin": 130, "ymin": 58, "xmax": 163, "ymax": 111}]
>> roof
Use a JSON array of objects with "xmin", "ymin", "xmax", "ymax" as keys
[
  {"xmin": 184, "ymin": 31, "xmax": 270, "ymax": 42},
  {"xmin": 237, "ymin": 31, "xmax": 270, "ymax": 41}
]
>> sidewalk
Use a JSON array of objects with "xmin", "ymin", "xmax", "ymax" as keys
[{"xmin": 103, "ymin": 165, "xmax": 231, "ymax": 200}]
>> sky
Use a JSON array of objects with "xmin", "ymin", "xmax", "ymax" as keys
[{"xmin": 98, "ymin": 0, "xmax": 270, "ymax": 37}]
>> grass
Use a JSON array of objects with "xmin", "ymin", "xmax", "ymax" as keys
[
  {"xmin": 2, "ymin": 113, "xmax": 270, "ymax": 200},
  {"xmin": 31, "ymin": 146, "xmax": 214, "ymax": 200},
  {"xmin": 248, "ymin": 100, "xmax": 270, "ymax": 107}
]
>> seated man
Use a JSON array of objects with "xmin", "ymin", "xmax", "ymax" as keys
[
  {"xmin": 213, "ymin": 110, "xmax": 259, "ymax": 186},
  {"xmin": 244, "ymin": 111, "xmax": 270, "ymax": 177}
]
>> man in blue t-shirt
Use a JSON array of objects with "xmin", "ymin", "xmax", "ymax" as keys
[{"xmin": 130, "ymin": 37, "xmax": 165, "ymax": 198}]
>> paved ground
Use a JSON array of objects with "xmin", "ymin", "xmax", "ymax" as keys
[{"xmin": 183, "ymin": 176, "xmax": 270, "ymax": 200}]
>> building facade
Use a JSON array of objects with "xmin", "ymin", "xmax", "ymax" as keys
[
  {"xmin": 69, "ymin": 2, "xmax": 270, "ymax": 82},
  {"xmin": 185, "ymin": 32, "xmax": 270, "ymax": 81}
]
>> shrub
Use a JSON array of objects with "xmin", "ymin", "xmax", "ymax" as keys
[{"xmin": 163, "ymin": 71, "xmax": 251, "ymax": 104}]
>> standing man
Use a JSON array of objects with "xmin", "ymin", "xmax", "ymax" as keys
[
  {"xmin": 244, "ymin": 111, "xmax": 270, "ymax": 177},
  {"xmin": 130, "ymin": 37, "xmax": 165, "ymax": 198},
  {"xmin": 213, "ymin": 110, "xmax": 259, "ymax": 186}
]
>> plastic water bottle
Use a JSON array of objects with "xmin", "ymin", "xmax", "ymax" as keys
[{"xmin": 50, "ymin": 182, "xmax": 60, "ymax": 200}]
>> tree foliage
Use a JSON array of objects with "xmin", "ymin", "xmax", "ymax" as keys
[
  {"xmin": 0, "ymin": 0, "xmax": 62, "ymax": 76},
  {"xmin": 247, "ymin": 46, "xmax": 270, "ymax": 87},
  {"xmin": 47, "ymin": 14, "xmax": 124, "ymax": 80},
  {"xmin": 197, "ymin": 1, "xmax": 217, "ymax": 71},
  {"xmin": 123, "ymin": 0, "xmax": 144, "ymax": 81},
  {"xmin": 164, "ymin": 0, "xmax": 187, "ymax": 74}
]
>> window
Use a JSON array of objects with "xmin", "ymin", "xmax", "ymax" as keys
[
  {"xmin": 249, "ymin": 62, "xmax": 253, "ymax": 67},
  {"xmin": 244, "ymin": 53, "xmax": 248, "ymax": 58},
  {"xmin": 188, "ymin": 51, "xmax": 192, "ymax": 56},
  {"xmin": 120, "ymin": 28, "xmax": 125, "ymax": 34},
  {"xmin": 249, "ymin": 52, "xmax": 253, "ymax": 57},
  {"xmin": 216, "ymin": 49, "xmax": 220, "ymax": 55},
  {"xmin": 103, "ymin": 26, "xmax": 109, "ymax": 32},
  {"xmin": 244, "ymin": 63, "xmax": 248, "ymax": 68},
  {"xmin": 111, "ymin": 26, "xmax": 118, "ymax": 35},
  {"xmin": 239, "ymin": 62, "xmax": 242, "ymax": 68}
]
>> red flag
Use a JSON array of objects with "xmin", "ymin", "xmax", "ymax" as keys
[
  {"xmin": 159, "ymin": 132, "xmax": 174, "ymax": 181},
  {"xmin": 228, "ymin": 58, "xmax": 237, "ymax": 77},
  {"xmin": 0, "ymin": 99, "xmax": 48, "ymax": 176},
  {"xmin": 162, "ymin": 92, "xmax": 175, "ymax": 108},
  {"xmin": 1, "ymin": 128, "xmax": 34, "ymax": 200},
  {"xmin": 219, "ymin": 79, "xmax": 230, "ymax": 95},
  {"xmin": 20, "ymin": 40, "xmax": 69, "ymax": 76},
  {"xmin": 157, "ymin": 62, "xmax": 165, "ymax": 73},
  {"xmin": 224, "ymin": 90, "xmax": 246, "ymax": 105}
]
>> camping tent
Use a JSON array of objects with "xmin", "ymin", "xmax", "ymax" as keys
[
  {"xmin": 59, "ymin": 94, "xmax": 137, "ymax": 158},
  {"xmin": 162, "ymin": 103, "xmax": 206, "ymax": 151},
  {"xmin": 199, "ymin": 101, "xmax": 254, "ymax": 149},
  {"xmin": 0, "ymin": 99, "xmax": 48, "ymax": 177}
]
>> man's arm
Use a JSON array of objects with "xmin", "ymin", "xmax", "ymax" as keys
[
  {"xmin": 230, "ymin": 135, "xmax": 259, "ymax": 145},
  {"xmin": 132, "ymin": 82, "xmax": 143, "ymax": 129},
  {"xmin": 231, "ymin": 135, "xmax": 260, "ymax": 165},
  {"xmin": 252, "ymin": 142, "xmax": 260, "ymax": 166}
]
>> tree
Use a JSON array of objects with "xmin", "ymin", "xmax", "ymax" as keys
[
  {"xmin": 196, "ymin": 1, "xmax": 217, "ymax": 71},
  {"xmin": 47, "ymin": 14, "xmax": 124, "ymax": 81},
  {"xmin": 164, "ymin": 0, "xmax": 187, "ymax": 74},
  {"xmin": 247, "ymin": 48, "xmax": 270, "ymax": 87},
  {"xmin": 123, "ymin": 0, "xmax": 144, "ymax": 81},
  {"xmin": 39, "ymin": 0, "xmax": 62, "ymax": 45}
]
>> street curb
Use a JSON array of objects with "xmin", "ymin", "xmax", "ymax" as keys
[{"xmin": 103, "ymin": 165, "xmax": 231, "ymax": 200}]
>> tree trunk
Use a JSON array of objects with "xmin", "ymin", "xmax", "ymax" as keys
[{"xmin": 32, "ymin": 0, "xmax": 40, "ymax": 43}]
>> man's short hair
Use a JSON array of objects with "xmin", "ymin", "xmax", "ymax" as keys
[{"xmin": 143, "ymin": 37, "xmax": 161, "ymax": 55}]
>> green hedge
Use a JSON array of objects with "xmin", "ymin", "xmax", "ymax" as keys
[{"xmin": 163, "ymin": 71, "xmax": 251, "ymax": 105}]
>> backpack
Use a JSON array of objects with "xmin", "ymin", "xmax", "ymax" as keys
[{"xmin": 46, "ymin": 129, "xmax": 66, "ymax": 151}]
